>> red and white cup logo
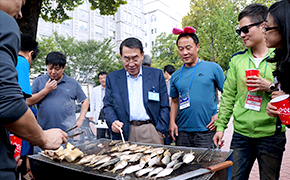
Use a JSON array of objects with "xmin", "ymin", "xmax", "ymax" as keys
[
  {"xmin": 270, "ymin": 94, "xmax": 290, "ymax": 125},
  {"xmin": 245, "ymin": 69, "xmax": 259, "ymax": 91}
]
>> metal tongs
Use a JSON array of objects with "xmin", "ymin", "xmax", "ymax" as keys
[
  {"xmin": 196, "ymin": 144, "xmax": 220, "ymax": 163},
  {"xmin": 65, "ymin": 125, "xmax": 84, "ymax": 138}
]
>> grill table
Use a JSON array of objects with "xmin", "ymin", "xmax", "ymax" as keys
[{"xmin": 29, "ymin": 139, "xmax": 233, "ymax": 180}]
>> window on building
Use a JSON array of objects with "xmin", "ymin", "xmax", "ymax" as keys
[
  {"xmin": 151, "ymin": 15, "xmax": 155, "ymax": 22},
  {"xmin": 79, "ymin": 20, "xmax": 88, "ymax": 31},
  {"xmin": 155, "ymin": 28, "xmax": 157, "ymax": 34},
  {"xmin": 144, "ymin": 18, "xmax": 146, "ymax": 24},
  {"xmin": 145, "ymin": 43, "xmax": 147, "ymax": 48},
  {"xmin": 152, "ymin": 41, "xmax": 154, "ymax": 46},
  {"xmin": 109, "ymin": 30, "xmax": 116, "ymax": 39},
  {"xmin": 145, "ymin": 30, "xmax": 147, "ymax": 36},
  {"xmin": 62, "ymin": 19, "xmax": 71, "ymax": 27},
  {"xmin": 151, "ymin": 29, "xmax": 153, "ymax": 34},
  {"xmin": 95, "ymin": 25, "xmax": 102, "ymax": 35},
  {"xmin": 128, "ymin": 13, "xmax": 132, "ymax": 24}
]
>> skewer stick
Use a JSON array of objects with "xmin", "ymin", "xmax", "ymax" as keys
[{"xmin": 119, "ymin": 127, "xmax": 125, "ymax": 143}]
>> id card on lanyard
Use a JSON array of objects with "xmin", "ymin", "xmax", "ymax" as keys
[
  {"xmin": 178, "ymin": 60, "xmax": 199, "ymax": 110},
  {"xmin": 244, "ymin": 57, "xmax": 268, "ymax": 112}
]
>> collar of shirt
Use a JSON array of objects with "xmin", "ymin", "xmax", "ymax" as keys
[{"xmin": 126, "ymin": 67, "xmax": 142, "ymax": 79}]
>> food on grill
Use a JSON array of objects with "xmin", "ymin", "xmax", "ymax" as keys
[
  {"xmin": 110, "ymin": 159, "xmax": 128, "ymax": 173},
  {"xmin": 128, "ymin": 153, "xmax": 143, "ymax": 163},
  {"xmin": 171, "ymin": 151, "xmax": 184, "ymax": 161},
  {"xmin": 120, "ymin": 163, "xmax": 145, "ymax": 176},
  {"xmin": 135, "ymin": 167, "xmax": 154, "ymax": 177},
  {"xmin": 89, "ymin": 156, "xmax": 111, "ymax": 167},
  {"xmin": 183, "ymin": 151, "xmax": 195, "ymax": 164},
  {"xmin": 65, "ymin": 142, "xmax": 75, "ymax": 150},
  {"xmin": 109, "ymin": 140, "xmax": 122, "ymax": 146},
  {"xmin": 150, "ymin": 147, "xmax": 165, "ymax": 157},
  {"xmin": 84, "ymin": 155, "xmax": 106, "ymax": 166},
  {"xmin": 64, "ymin": 148, "xmax": 84, "ymax": 163},
  {"xmin": 154, "ymin": 167, "xmax": 174, "ymax": 179},
  {"xmin": 166, "ymin": 160, "xmax": 179, "ymax": 168},
  {"xmin": 173, "ymin": 162, "xmax": 184, "ymax": 170},
  {"xmin": 161, "ymin": 149, "xmax": 171, "ymax": 165},
  {"xmin": 139, "ymin": 154, "xmax": 151, "ymax": 164},
  {"xmin": 94, "ymin": 157, "xmax": 120, "ymax": 170},
  {"xmin": 76, "ymin": 154, "xmax": 96, "ymax": 165},
  {"xmin": 148, "ymin": 155, "xmax": 162, "ymax": 167},
  {"xmin": 146, "ymin": 167, "xmax": 164, "ymax": 178}
]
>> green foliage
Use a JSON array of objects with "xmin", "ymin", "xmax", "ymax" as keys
[
  {"xmin": 41, "ymin": 0, "xmax": 127, "ymax": 23},
  {"xmin": 151, "ymin": 33, "xmax": 183, "ymax": 70},
  {"xmin": 182, "ymin": 0, "xmax": 246, "ymax": 70},
  {"xmin": 32, "ymin": 32, "xmax": 119, "ymax": 83}
]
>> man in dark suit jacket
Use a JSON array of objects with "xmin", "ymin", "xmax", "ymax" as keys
[{"xmin": 103, "ymin": 37, "xmax": 170, "ymax": 144}]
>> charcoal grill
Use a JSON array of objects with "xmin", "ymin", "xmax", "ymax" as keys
[{"xmin": 29, "ymin": 139, "xmax": 232, "ymax": 180}]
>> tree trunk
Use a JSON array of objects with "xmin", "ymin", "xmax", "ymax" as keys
[{"xmin": 17, "ymin": 0, "xmax": 42, "ymax": 40}]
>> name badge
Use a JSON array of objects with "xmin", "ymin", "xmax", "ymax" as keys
[
  {"xmin": 148, "ymin": 91, "xmax": 160, "ymax": 101},
  {"xmin": 244, "ymin": 92, "xmax": 263, "ymax": 111},
  {"xmin": 180, "ymin": 95, "xmax": 190, "ymax": 110}
]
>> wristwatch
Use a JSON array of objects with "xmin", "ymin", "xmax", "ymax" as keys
[{"xmin": 267, "ymin": 83, "xmax": 275, "ymax": 93}]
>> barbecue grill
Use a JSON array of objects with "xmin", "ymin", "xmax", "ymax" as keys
[{"xmin": 29, "ymin": 139, "xmax": 233, "ymax": 180}]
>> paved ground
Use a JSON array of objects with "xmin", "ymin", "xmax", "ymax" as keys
[{"xmin": 223, "ymin": 117, "xmax": 290, "ymax": 180}]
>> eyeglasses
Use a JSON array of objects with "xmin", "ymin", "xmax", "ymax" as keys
[
  {"xmin": 262, "ymin": 23, "xmax": 279, "ymax": 32},
  {"xmin": 236, "ymin": 21, "xmax": 264, "ymax": 35}
]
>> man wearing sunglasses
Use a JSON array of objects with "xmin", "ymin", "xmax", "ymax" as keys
[{"xmin": 213, "ymin": 4, "xmax": 286, "ymax": 180}]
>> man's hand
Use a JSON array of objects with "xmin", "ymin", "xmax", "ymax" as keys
[
  {"xmin": 89, "ymin": 117, "xmax": 94, "ymax": 121},
  {"xmin": 266, "ymin": 102, "xmax": 280, "ymax": 117},
  {"xmin": 212, "ymin": 131, "xmax": 224, "ymax": 147},
  {"xmin": 44, "ymin": 79, "xmax": 57, "ymax": 93},
  {"xmin": 41, "ymin": 129, "xmax": 68, "ymax": 150},
  {"xmin": 112, "ymin": 120, "xmax": 123, "ymax": 133},
  {"xmin": 74, "ymin": 118, "xmax": 85, "ymax": 129},
  {"xmin": 169, "ymin": 121, "xmax": 178, "ymax": 141},
  {"xmin": 206, "ymin": 113, "xmax": 218, "ymax": 131},
  {"xmin": 246, "ymin": 76, "xmax": 272, "ymax": 92},
  {"xmin": 271, "ymin": 91, "xmax": 286, "ymax": 99}
]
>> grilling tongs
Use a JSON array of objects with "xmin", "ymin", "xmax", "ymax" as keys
[
  {"xmin": 65, "ymin": 125, "xmax": 84, "ymax": 138},
  {"xmin": 196, "ymin": 144, "xmax": 220, "ymax": 163}
]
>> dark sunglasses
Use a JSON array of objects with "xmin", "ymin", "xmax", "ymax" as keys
[{"xmin": 236, "ymin": 21, "xmax": 264, "ymax": 35}]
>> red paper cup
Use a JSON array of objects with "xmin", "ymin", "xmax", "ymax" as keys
[
  {"xmin": 245, "ymin": 69, "xmax": 259, "ymax": 91},
  {"xmin": 270, "ymin": 94, "xmax": 290, "ymax": 125}
]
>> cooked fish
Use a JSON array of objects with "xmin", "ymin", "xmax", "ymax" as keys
[
  {"xmin": 94, "ymin": 158, "xmax": 120, "ymax": 170},
  {"xmin": 110, "ymin": 159, "xmax": 128, "ymax": 173},
  {"xmin": 118, "ymin": 143, "xmax": 130, "ymax": 152},
  {"xmin": 84, "ymin": 155, "xmax": 106, "ymax": 166},
  {"xmin": 163, "ymin": 149, "xmax": 171, "ymax": 156},
  {"xmin": 126, "ymin": 143, "xmax": 138, "ymax": 150},
  {"xmin": 139, "ymin": 154, "xmax": 151, "ymax": 164},
  {"xmin": 109, "ymin": 140, "xmax": 122, "ymax": 146},
  {"xmin": 135, "ymin": 167, "xmax": 154, "ymax": 177},
  {"xmin": 173, "ymin": 162, "xmax": 184, "ymax": 170},
  {"xmin": 148, "ymin": 155, "xmax": 161, "ymax": 167},
  {"xmin": 119, "ymin": 154, "xmax": 133, "ymax": 161},
  {"xmin": 161, "ymin": 155, "xmax": 171, "ymax": 165},
  {"xmin": 76, "ymin": 154, "xmax": 96, "ymax": 165},
  {"xmin": 183, "ymin": 151, "xmax": 195, "ymax": 164},
  {"xmin": 129, "ymin": 145, "xmax": 146, "ymax": 152},
  {"xmin": 134, "ymin": 146, "xmax": 151, "ymax": 153},
  {"xmin": 129, "ymin": 153, "xmax": 143, "ymax": 163},
  {"xmin": 143, "ymin": 148, "xmax": 155, "ymax": 154},
  {"xmin": 171, "ymin": 151, "xmax": 184, "ymax": 161},
  {"xmin": 150, "ymin": 148, "xmax": 164, "ymax": 157},
  {"xmin": 120, "ymin": 163, "xmax": 145, "ymax": 176},
  {"xmin": 153, "ymin": 168, "xmax": 174, "ymax": 179},
  {"xmin": 166, "ymin": 160, "xmax": 179, "ymax": 168},
  {"xmin": 146, "ymin": 167, "xmax": 163, "ymax": 179},
  {"xmin": 89, "ymin": 156, "xmax": 111, "ymax": 167}
]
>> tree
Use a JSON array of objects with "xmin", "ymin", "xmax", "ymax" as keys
[
  {"xmin": 182, "ymin": 0, "xmax": 246, "ymax": 70},
  {"xmin": 32, "ymin": 32, "xmax": 120, "ymax": 83},
  {"xmin": 17, "ymin": 0, "xmax": 127, "ymax": 40},
  {"xmin": 151, "ymin": 33, "xmax": 183, "ymax": 70}
]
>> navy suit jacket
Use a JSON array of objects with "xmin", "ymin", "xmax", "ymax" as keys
[{"xmin": 103, "ymin": 66, "xmax": 170, "ymax": 141}]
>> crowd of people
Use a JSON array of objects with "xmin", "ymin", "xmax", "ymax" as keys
[{"xmin": 1, "ymin": 0, "xmax": 290, "ymax": 179}]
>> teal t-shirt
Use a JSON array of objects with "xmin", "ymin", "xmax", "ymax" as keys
[
  {"xmin": 16, "ymin": 55, "xmax": 31, "ymax": 98},
  {"xmin": 170, "ymin": 60, "xmax": 225, "ymax": 132}
]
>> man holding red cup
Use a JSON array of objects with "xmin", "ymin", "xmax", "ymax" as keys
[{"xmin": 213, "ymin": 4, "xmax": 286, "ymax": 180}]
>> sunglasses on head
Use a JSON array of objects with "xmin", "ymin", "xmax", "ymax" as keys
[{"xmin": 236, "ymin": 21, "xmax": 264, "ymax": 35}]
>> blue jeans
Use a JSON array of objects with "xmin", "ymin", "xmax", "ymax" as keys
[
  {"xmin": 176, "ymin": 130, "xmax": 215, "ymax": 148},
  {"xmin": 230, "ymin": 132, "xmax": 286, "ymax": 180}
]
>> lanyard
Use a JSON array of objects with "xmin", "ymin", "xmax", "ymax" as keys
[
  {"xmin": 248, "ymin": 57, "xmax": 268, "ymax": 78},
  {"xmin": 178, "ymin": 59, "xmax": 199, "ymax": 97}
]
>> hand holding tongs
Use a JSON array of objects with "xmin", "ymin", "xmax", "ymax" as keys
[
  {"xmin": 196, "ymin": 144, "xmax": 220, "ymax": 163},
  {"xmin": 65, "ymin": 125, "xmax": 84, "ymax": 138}
]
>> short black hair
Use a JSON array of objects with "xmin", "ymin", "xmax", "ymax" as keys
[
  {"xmin": 238, "ymin": 3, "xmax": 268, "ymax": 22},
  {"xmin": 20, "ymin": 34, "xmax": 39, "ymax": 60},
  {"xmin": 119, "ymin": 37, "xmax": 143, "ymax": 56},
  {"xmin": 176, "ymin": 33, "xmax": 199, "ymax": 46},
  {"xmin": 142, "ymin": 54, "xmax": 152, "ymax": 66},
  {"xmin": 45, "ymin": 52, "xmax": 66, "ymax": 68},
  {"xmin": 98, "ymin": 71, "xmax": 108, "ymax": 78},
  {"xmin": 164, "ymin": 65, "xmax": 175, "ymax": 75}
]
